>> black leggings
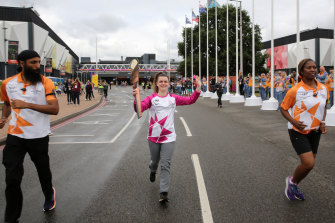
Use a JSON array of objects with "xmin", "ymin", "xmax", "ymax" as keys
[
  {"xmin": 217, "ymin": 93, "xmax": 222, "ymax": 106},
  {"xmin": 3, "ymin": 135, "xmax": 52, "ymax": 222},
  {"xmin": 73, "ymin": 92, "xmax": 80, "ymax": 104},
  {"xmin": 67, "ymin": 91, "xmax": 72, "ymax": 102}
]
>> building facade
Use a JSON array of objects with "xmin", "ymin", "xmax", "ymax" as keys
[
  {"xmin": 262, "ymin": 28, "xmax": 334, "ymax": 74},
  {"xmin": 0, "ymin": 6, "xmax": 79, "ymax": 80}
]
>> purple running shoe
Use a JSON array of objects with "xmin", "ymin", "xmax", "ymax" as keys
[{"xmin": 285, "ymin": 176, "xmax": 296, "ymax": 201}]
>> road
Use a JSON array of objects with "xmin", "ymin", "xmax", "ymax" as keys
[{"xmin": 0, "ymin": 86, "xmax": 334, "ymax": 223}]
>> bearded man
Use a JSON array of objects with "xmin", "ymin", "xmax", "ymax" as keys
[{"xmin": 0, "ymin": 50, "xmax": 59, "ymax": 223}]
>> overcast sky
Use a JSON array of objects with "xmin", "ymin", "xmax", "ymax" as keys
[{"xmin": 1, "ymin": 0, "xmax": 334, "ymax": 62}]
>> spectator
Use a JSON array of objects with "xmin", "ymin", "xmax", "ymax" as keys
[
  {"xmin": 214, "ymin": 77, "xmax": 224, "ymax": 108},
  {"xmin": 238, "ymin": 73, "xmax": 244, "ymax": 96},
  {"xmin": 316, "ymin": 66, "xmax": 328, "ymax": 84},
  {"xmin": 185, "ymin": 77, "xmax": 192, "ymax": 96},
  {"xmin": 202, "ymin": 77, "xmax": 207, "ymax": 92},
  {"xmin": 259, "ymin": 73, "xmax": 267, "ymax": 101},
  {"xmin": 64, "ymin": 78, "xmax": 73, "ymax": 104},
  {"xmin": 326, "ymin": 69, "xmax": 334, "ymax": 107},
  {"xmin": 72, "ymin": 78, "xmax": 81, "ymax": 105},
  {"xmin": 85, "ymin": 80, "xmax": 93, "ymax": 101},
  {"xmin": 210, "ymin": 77, "xmax": 216, "ymax": 93},
  {"xmin": 103, "ymin": 81, "xmax": 108, "ymax": 99}
]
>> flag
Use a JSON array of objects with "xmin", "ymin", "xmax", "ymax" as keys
[
  {"xmin": 199, "ymin": 4, "xmax": 207, "ymax": 14},
  {"xmin": 192, "ymin": 11, "xmax": 199, "ymax": 23},
  {"xmin": 186, "ymin": 17, "xmax": 191, "ymax": 24},
  {"xmin": 207, "ymin": 0, "xmax": 220, "ymax": 8}
]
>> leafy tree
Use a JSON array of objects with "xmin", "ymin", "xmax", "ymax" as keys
[{"xmin": 178, "ymin": 4, "xmax": 268, "ymax": 78}]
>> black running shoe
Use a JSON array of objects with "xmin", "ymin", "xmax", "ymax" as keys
[
  {"xmin": 159, "ymin": 192, "xmax": 169, "ymax": 203},
  {"xmin": 43, "ymin": 187, "xmax": 56, "ymax": 211},
  {"xmin": 150, "ymin": 172, "xmax": 156, "ymax": 182}
]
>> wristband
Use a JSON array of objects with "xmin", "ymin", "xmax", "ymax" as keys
[{"xmin": 320, "ymin": 121, "xmax": 326, "ymax": 124}]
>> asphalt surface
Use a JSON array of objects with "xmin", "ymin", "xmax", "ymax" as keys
[{"xmin": 0, "ymin": 87, "xmax": 334, "ymax": 223}]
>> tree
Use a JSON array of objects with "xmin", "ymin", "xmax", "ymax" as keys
[{"xmin": 177, "ymin": 4, "xmax": 268, "ymax": 78}]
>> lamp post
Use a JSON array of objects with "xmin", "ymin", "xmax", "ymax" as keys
[
  {"xmin": 3, "ymin": 21, "xmax": 8, "ymax": 80},
  {"xmin": 43, "ymin": 50, "xmax": 46, "ymax": 76}
]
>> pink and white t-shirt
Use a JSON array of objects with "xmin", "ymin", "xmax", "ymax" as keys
[{"xmin": 134, "ymin": 91, "xmax": 200, "ymax": 143}]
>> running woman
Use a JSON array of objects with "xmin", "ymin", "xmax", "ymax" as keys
[
  {"xmin": 280, "ymin": 59, "xmax": 329, "ymax": 201},
  {"xmin": 132, "ymin": 72, "xmax": 201, "ymax": 203}
]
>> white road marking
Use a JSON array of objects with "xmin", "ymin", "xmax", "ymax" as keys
[
  {"xmin": 175, "ymin": 110, "xmax": 178, "ymax": 113},
  {"xmin": 180, "ymin": 117, "xmax": 192, "ymax": 136},
  {"xmin": 50, "ymin": 135, "xmax": 94, "ymax": 137},
  {"xmin": 191, "ymin": 154, "xmax": 214, "ymax": 223},
  {"xmin": 110, "ymin": 113, "xmax": 136, "ymax": 143},
  {"xmin": 73, "ymin": 121, "xmax": 110, "ymax": 125},
  {"xmin": 49, "ymin": 141, "xmax": 110, "ymax": 144},
  {"xmin": 89, "ymin": 113, "xmax": 120, "ymax": 117}
]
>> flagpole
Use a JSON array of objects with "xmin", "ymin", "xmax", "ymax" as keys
[
  {"xmin": 215, "ymin": 3, "xmax": 218, "ymax": 82},
  {"xmin": 226, "ymin": 0, "xmax": 230, "ymax": 95},
  {"xmin": 252, "ymin": 0, "xmax": 255, "ymax": 96},
  {"xmin": 235, "ymin": 2, "xmax": 239, "ymax": 95},
  {"xmin": 199, "ymin": 2, "xmax": 201, "ymax": 81},
  {"xmin": 223, "ymin": 0, "xmax": 232, "ymax": 100},
  {"xmin": 325, "ymin": 0, "xmax": 335, "ymax": 125},
  {"xmin": 191, "ymin": 10, "xmax": 194, "ymax": 82},
  {"xmin": 240, "ymin": 1, "xmax": 243, "ymax": 78},
  {"xmin": 185, "ymin": 16, "xmax": 187, "ymax": 80},
  {"xmin": 261, "ymin": 0, "xmax": 278, "ymax": 110},
  {"xmin": 245, "ymin": 0, "xmax": 262, "ymax": 106},
  {"xmin": 206, "ymin": 3, "xmax": 209, "ymax": 93},
  {"xmin": 296, "ymin": 0, "xmax": 300, "ymax": 83}
]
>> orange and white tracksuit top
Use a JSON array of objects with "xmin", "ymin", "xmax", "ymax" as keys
[
  {"xmin": 281, "ymin": 80, "xmax": 329, "ymax": 134},
  {"xmin": 1, "ymin": 73, "xmax": 56, "ymax": 139}
]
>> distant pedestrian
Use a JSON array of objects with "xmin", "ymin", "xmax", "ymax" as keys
[
  {"xmin": 132, "ymin": 72, "xmax": 202, "ymax": 203},
  {"xmin": 259, "ymin": 73, "xmax": 267, "ymax": 101},
  {"xmin": 325, "ymin": 70, "xmax": 334, "ymax": 107},
  {"xmin": 214, "ymin": 77, "xmax": 224, "ymax": 108},
  {"xmin": 103, "ymin": 82, "xmax": 108, "ymax": 99},
  {"xmin": 238, "ymin": 73, "xmax": 244, "ymax": 96},
  {"xmin": 85, "ymin": 80, "xmax": 93, "ymax": 100},
  {"xmin": 185, "ymin": 77, "xmax": 192, "ymax": 96},
  {"xmin": 72, "ymin": 78, "xmax": 81, "ymax": 105},
  {"xmin": 202, "ymin": 77, "xmax": 207, "ymax": 92},
  {"xmin": 210, "ymin": 77, "xmax": 216, "ymax": 93},
  {"xmin": 316, "ymin": 66, "xmax": 328, "ymax": 84},
  {"xmin": 0, "ymin": 50, "xmax": 59, "ymax": 222},
  {"xmin": 65, "ymin": 78, "xmax": 73, "ymax": 104},
  {"xmin": 281, "ymin": 59, "xmax": 329, "ymax": 201}
]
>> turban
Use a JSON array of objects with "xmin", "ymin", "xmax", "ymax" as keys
[{"xmin": 17, "ymin": 50, "xmax": 40, "ymax": 62}]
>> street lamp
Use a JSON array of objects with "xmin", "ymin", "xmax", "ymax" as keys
[{"xmin": 2, "ymin": 21, "xmax": 8, "ymax": 80}]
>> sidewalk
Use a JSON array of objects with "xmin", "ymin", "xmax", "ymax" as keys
[{"xmin": 0, "ymin": 90, "xmax": 103, "ymax": 142}]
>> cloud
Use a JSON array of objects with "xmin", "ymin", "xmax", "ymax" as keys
[
  {"xmin": 3, "ymin": 0, "xmax": 334, "ymax": 62},
  {"xmin": 84, "ymin": 14, "xmax": 127, "ymax": 34}
]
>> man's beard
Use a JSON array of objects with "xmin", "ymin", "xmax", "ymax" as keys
[{"xmin": 23, "ymin": 66, "xmax": 42, "ymax": 84}]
